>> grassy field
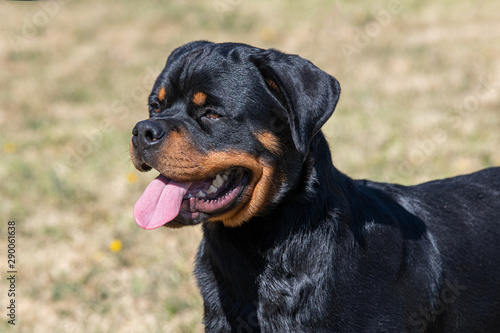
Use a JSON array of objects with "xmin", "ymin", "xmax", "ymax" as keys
[{"xmin": 1, "ymin": 0, "xmax": 499, "ymax": 332}]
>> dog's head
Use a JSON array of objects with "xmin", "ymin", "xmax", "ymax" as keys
[{"xmin": 130, "ymin": 41, "xmax": 341, "ymax": 229}]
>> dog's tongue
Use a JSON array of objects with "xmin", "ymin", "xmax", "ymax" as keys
[{"xmin": 134, "ymin": 175, "xmax": 192, "ymax": 230}]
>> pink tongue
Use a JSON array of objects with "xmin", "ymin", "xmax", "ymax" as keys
[{"xmin": 134, "ymin": 175, "xmax": 192, "ymax": 230}]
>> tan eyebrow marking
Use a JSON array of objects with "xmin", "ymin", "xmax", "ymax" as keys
[
  {"xmin": 192, "ymin": 91, "xmax": 207, "ymax": 106},
  {"xmin": 158, "ymin": 87, "xmax": 167, "ymax": 102}
]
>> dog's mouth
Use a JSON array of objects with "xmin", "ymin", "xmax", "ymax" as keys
[{"xmin": 133, "ymin": 168, "xmax": 249, "ymax": 230}]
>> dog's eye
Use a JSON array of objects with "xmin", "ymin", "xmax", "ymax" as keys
[
  {"xmin": 203, "ymin": 110, "xmax": 220, "ymax": 120},
  {"xmin": 149, "ymin": 102, "xmax": 161, "ymax": 112}
]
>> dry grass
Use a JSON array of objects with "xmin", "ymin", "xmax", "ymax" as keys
[{"xmin": 0, "ymin": 0, "xmax": 499, "ymax": 331}]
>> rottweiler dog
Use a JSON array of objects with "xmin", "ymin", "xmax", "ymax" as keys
[{"xmin": 130, "ymin": 41, "xmax": 500, "ymax": 332}]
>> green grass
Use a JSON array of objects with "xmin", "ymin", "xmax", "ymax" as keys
[{"xmin": 0, "ymin": 0, "xmax": 499, "ymax": 331}]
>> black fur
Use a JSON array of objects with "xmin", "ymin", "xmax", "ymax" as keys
[{"xmin": 135, "ymin": 41, "xmax": 500, "ymax": 332}]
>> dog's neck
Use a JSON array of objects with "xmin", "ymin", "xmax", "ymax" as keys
[
  {"xmin": 196, "ymin": 132, "xmax": 356, "ymax": 320},
  {"xmin": 198, "ymin": 131, "xmax": 354, "ymax": 271}
]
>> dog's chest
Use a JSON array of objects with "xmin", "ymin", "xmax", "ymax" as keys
[{"xmin": 197, "ymin": 232, "xmax": 337, "ymax": 331}]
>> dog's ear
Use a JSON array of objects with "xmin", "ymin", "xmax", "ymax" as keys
[{"xmin": 250, "ymin": 49, "xmax": 341, "ymax": 155}]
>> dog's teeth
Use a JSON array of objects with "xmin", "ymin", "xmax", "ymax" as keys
[
  {"xmin": 207, "ymin": 185, "xmax": 218, "ymax": 194},
  {"xmin": 187, "ymin": 193, "xmax": 193, "ymax": 199},
  {"xmin": 222, "ymin": 174, "xmax": 229, "ymax": 181},
  {"xmin": 196, "ymin": 191, "xmax": 206, "ymax": 198},
  {"xmin": 213, "ymin": 174, "xmax": 224, "ymax": 187}
]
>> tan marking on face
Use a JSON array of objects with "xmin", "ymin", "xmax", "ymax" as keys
[
  {"xmin": 267, "ymin": 78, "xmax": 279, "ymax": 93},
  {"xmin": 192, "ymin": 91, "xmax": 207, "ymax": 106},
  {"xmin": 255, "ymin": 131, "xmax": 282, "ymax": 155},
  {"xmin": 208, "ymin": 158, "xmax": 276, "ymax": 227},
  {"xmin": 130, "ymin": 129, "xmax": 279, "ymax": 227},
  {"xmin": 158, "ymin": 87, "xmax": 167, "ymax": 102}
]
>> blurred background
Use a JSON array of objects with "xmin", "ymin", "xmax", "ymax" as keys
[{"xmin": 1, "ymin": 0, "xmax": 499, "ymax": 332}]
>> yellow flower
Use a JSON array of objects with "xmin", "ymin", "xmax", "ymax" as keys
[
  {"xmin": 109, "ymin": 239, "xmax": 123, "ymax": 253},
  {"xmin": 4, "ymin": 142, "xmax": 16, "ymax": 154},
  {"xmin": 126, "ymin": 172, "xmax": 138, "ymax": 184}
]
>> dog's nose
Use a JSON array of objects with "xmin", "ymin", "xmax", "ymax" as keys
[{"xmin": 132, "ymin": 120, "xmax": 166, "ymax": 148}]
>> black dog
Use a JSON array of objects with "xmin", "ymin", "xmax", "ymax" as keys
[{"xmin": 130, "ymin": 41, "xmax": 500, "ymax": 332}]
